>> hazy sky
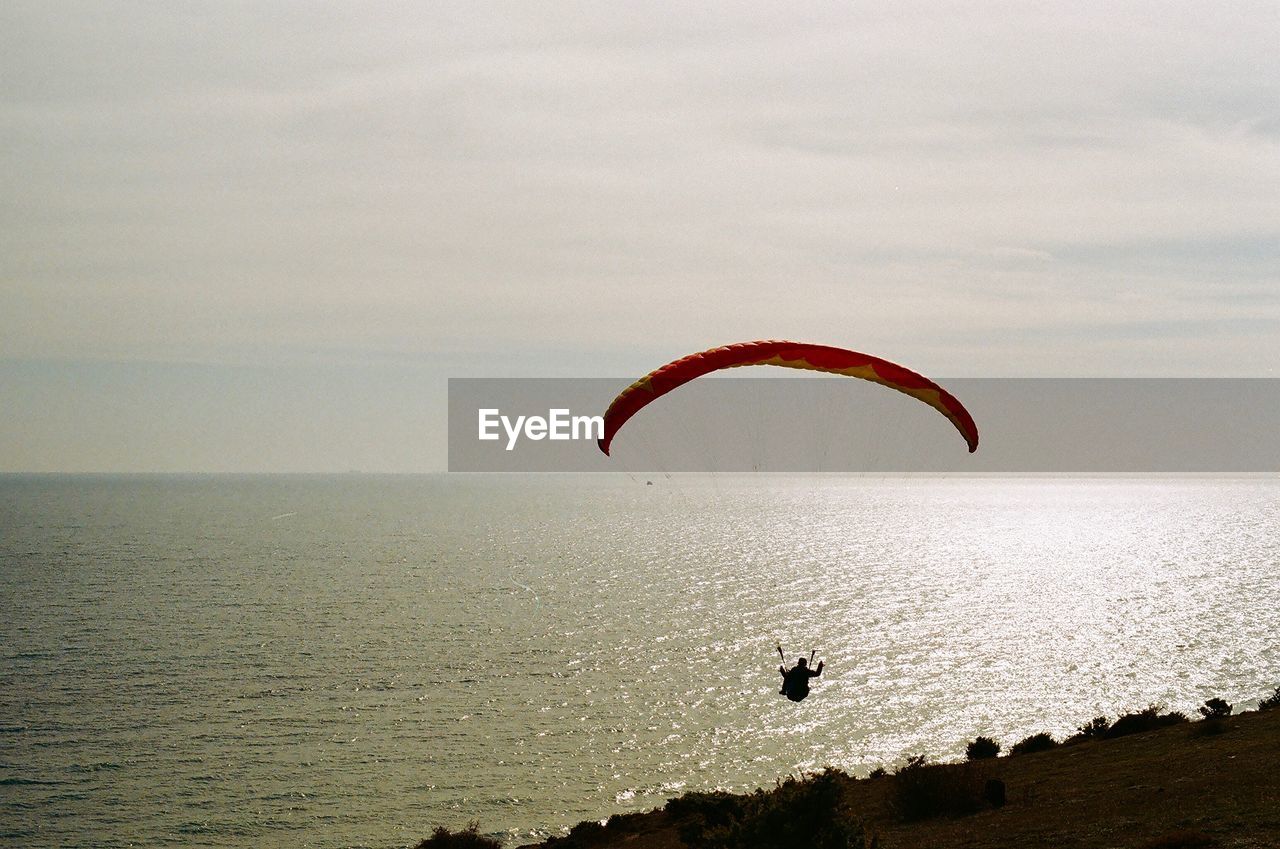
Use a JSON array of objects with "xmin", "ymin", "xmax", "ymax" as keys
[{"xmin": 2, "ymin": 2, "xmax": 1278, "ymax": 471}]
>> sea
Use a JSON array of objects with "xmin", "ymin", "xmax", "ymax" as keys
[{"xmin": 1, "ymin": 474, "xmax": 1277, "ymax": 848}]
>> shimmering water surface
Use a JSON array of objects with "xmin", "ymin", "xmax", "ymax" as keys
[{"xmin": 2, "ymin": 475, "xmax": 1277, "ymax": 847}]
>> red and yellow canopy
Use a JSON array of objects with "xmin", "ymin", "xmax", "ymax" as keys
[{"xmin": 598, "ymin": 340, "xmax": 979, "ymax": 456}]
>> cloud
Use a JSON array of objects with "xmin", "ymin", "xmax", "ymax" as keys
[{"xmin": 2, "ymin": 1, "xmax": 1277, "ymax": 467}]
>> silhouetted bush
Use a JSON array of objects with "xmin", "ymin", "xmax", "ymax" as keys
[
  {"xmin": 889, "ymin": 755, "xmax": 985, "ymax": 821},
  {"xmin": 1199, "ymin": 698, "xmax": 1232, "ymax": 719},
  {"xmin": 666, "ymin": 790, "xmax": 748, "ymax": 846},
  {"xmin": 542, "ymin": 818, "xmax": 605, "ymax": 848},
  {"xmin": 1070, "ymin": 717, "xmax": 1111, "ymax": 742},
  {"xmin": 1143, "ymin": 829, "xmax": 1216, "ymax": 848},
  {"xmin": 604, "ymin": 810, "xmax": 648, "ymax": 833},
  {"xmin": 671, "ymin": 770, "xmax": 864, "ymax": 849},
  {"xmin": 414, "ymin": 823, "xmax": 502, "ymax": 849},
  {"xmin": 1009, "ymin": 732, "xmax": 1058, "ymax": 755},
  {"xmin": 867, "ymin": 767, "xmax": 887, "ymax": 779},
  {"xmin": 965, "ymin": 736, "xmax": 1001, "ymax": 760},
  {"xmin": 665, "ymin": 789, "xmax": 745, "ymax": 837},
  {"xmin": 1257, "ymin": 686, "xmax": 1280, "ymax": 711},
  {"xmin": 1105, "ymin": 705, "xmax": 1189, "ymax": 739},
  {"xmin": 540, "ymin": 811, "xmax": 651, "ymax": 847}
]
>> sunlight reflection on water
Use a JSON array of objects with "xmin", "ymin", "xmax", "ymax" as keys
[{"xmin": 1, "ymin": 475, "xmax": 1277, "ymax": 847}]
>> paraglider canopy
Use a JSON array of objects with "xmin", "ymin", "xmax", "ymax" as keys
[{"xmin": 598, "ymin": 341, "xmax": 979, "ymax": 456}]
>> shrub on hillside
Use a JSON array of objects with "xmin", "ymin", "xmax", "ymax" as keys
[
  {"xmin": 965, "ymin": 736, "xmax": 1001, "ymax": 760},
  {"xmin": 1106, "ymin": 705, "xmax": 1189, "ymax": 739},
  {"xmin": 1076, "ymin": 715, "xmax": 1111, "ymax": 740},
  {"xmin": 542, "ymin": 807, "xmax": 662, "ymax": 848},
  {"xmin": 671, "ymin": 770, "xmax": 864, "ymax": 849},
  {"xmin": 1009, "ymin": 732, "xmax": 1058, "ymax": 755},
  {"xmin": 889, "ymin": 755, "xmax": 985, "ymax": 821},
  {"xmin": 604, "ymin": 810, "xmax": 648, "ymax": 833},
  {"xmin": 1257, "ymin": 686, "xmax": 1280, "ymax": 711},
  {"xmin": 542, "ymin": 819, "xmax": 606, "ymax": 848},
  {"xmin": 1198, "ymin": 698, "xmax": 1231, "ymax": 719},
  {"xmin": 414, "ymin": 823, "xmax": 502, "ymax": 849},
  {"xmin": 665, "ymin": 788, "xmax": 746, "ymax": 842}
]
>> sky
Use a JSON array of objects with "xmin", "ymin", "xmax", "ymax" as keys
[{"xmin": 2, "ymin": 1, "xmax": 1278, "ymax": 472}]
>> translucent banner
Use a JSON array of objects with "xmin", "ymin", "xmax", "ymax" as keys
[{"xmin": 448, "ymin": 378, "xmax": 1280, "ymax": 473}]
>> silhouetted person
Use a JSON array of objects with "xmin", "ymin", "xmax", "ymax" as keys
[{"xmin": 779, "ymin": 656, "xmax": 824, "ymax": 702}]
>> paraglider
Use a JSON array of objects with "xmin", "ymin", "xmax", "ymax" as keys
[
  {"xmin": 778, "ymin": 645, "xmax": 824, "ymax": 702},
  {"xmin": 597, "ymin": 341, "xmax": 979, "ymax": 456},
  {"xmin": 596, "ymin": 341, "xmax": 978, "ymax": 707}
]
